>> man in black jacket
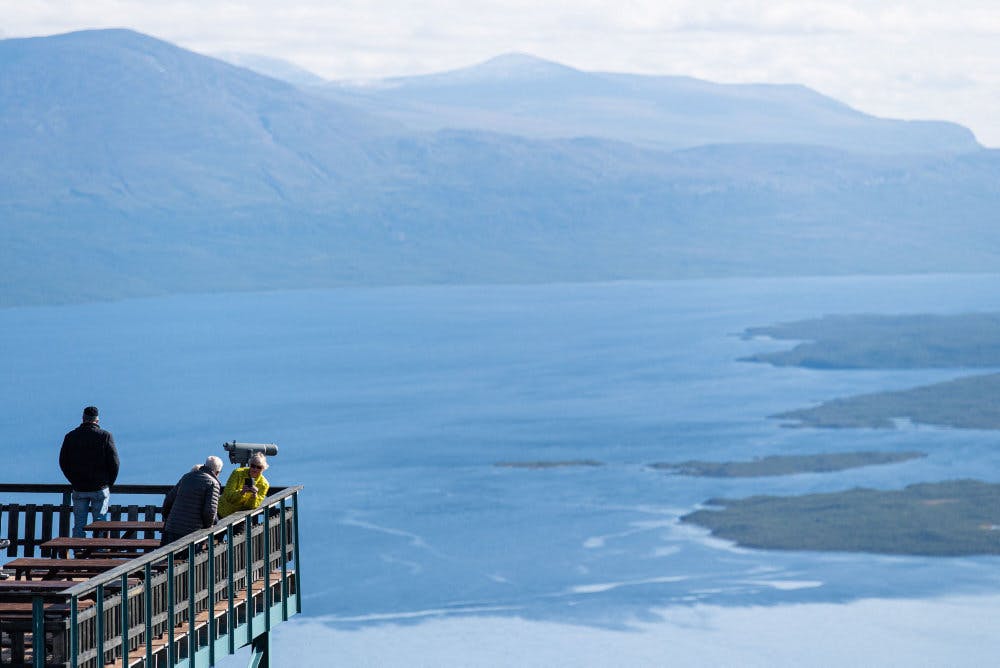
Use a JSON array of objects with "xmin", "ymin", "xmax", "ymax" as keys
[
  {"xmin": 161, "ymin": 456, "xmax": 223, "ymax": 546},
  {"xmin": 59, "ymin": 406, "xmax": 120, "ymax": 537}
]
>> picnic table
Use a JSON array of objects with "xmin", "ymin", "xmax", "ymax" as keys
[
  {"xmin": 0, "ymin": 580, "xmax": 80, "ymax": 592},
  {"xmin": 85, "ymin": 520, "xmax": 163, "ymax": 539},
  {"xmin": 3, "ymin": 557, "xmax": 129, "ymax": 581},
  {"xmin": 39, "ymin": 537, "xmax": 160, "ymax": 559}
]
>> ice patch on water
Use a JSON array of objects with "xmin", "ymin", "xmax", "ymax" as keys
[
  {"xmin": 321, "ymin": 604, "xmax": 522, "ymax": 624},
  {"xmin": 740, "ymin": 579, "xmax": 824, "ymax": 591},
  {"xmin": 652, "ymin": 546, "xmax": 680, "ymax": 557},
  {"xmin": 341, "ymin": 516, "xmax": 446, "ymax": 556},
  {"xmin": 584, "ymin": 519, "xmax": 676, "ymax": 549},
  {"xmin": 380, "ymin": 554, "xmax": 422, "ymax": 575},
  {"xmin": 569, "ymin": 575, "xmax": 690, "ymax": 595},
  {"xmin": 669, "ymin": 520, "xmax": 752, "ymax": 554}
]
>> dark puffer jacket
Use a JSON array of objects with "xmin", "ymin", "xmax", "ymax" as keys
[
  {"xmin": 162, "ymin": 466, "xmax": 221, "ymax": 543},
  {"xmin": 59, "ymin": 422, "xmax": 119, "ymax": 492}
]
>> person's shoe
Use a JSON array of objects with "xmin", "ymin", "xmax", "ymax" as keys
[{"xmin": 0, "ymin": 538, "xmax": 9, "ymax": 549}]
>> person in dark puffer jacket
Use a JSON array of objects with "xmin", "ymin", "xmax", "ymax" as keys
[
  {"xmin": 59, "ymin": 405, "xmax": 120, "ymax": 537},
  {"xmin": 161, "ymin": 456, "xmax": 223, "ymax": 546}
]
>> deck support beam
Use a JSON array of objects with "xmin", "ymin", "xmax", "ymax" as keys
[{"xmin": 248, "ymin": 631, "xmax": 269, "ymax": 668}]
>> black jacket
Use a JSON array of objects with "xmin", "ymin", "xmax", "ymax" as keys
[
  {"xmin": 59, "ymin": 422, "xmax": 120, "ymax": 492},
  {"xmin": 162, "ymin": 466, "xmax": 221, "ymax": 540}
]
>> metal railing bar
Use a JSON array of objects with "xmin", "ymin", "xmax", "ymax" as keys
[
  {"xmin": 227, "ymin": 523, "xmax": 236, "ymax": 656},
  {"xmin": 121, "ymin": 572, "xmax": 129, "ymax": 668},
  {"xmin": 244, "ymin": 514, "xmax": 253, "ymax": 646},
  {"xmin": 32, "ymin": 595, "xmax": 44, "ymax": 668},
  {"xmin": 208, "ymin": 532, "xmax": 216, "ymax": 666},
  {"xmin": 264, "ymin": 510, "xmax": 271, "ymax": 633},
  {"xmin": 293, "ymin": 490, "xmax": 302, "ymax": 615},
  {"xmin": 167, "ymin": 552, "xmax": 175, "ymax": 668},
  {"xmin": 0, "ymin": 483, "xmax": 294, "ymax": 495},
  {"xmin": 96, "ymin": 584, "xmax": 105, "ymax": 668},
  {"xmin": 71, "ymin": 594, "xmax": 79, "ymax": 666},
  {"xmin": 144, "ymin": 562, "xmax": 153, "ymax": 668},
  {"xmin": 188, "ymin": 541, "xmax": 196, "ymax": 668},
  {"xmin": 280, "ymin": 498, "xmax": 289, "ymax": 622},
  {"xmin": 0, "ymin": 484, "xmax": 173, "ymax": 495}
]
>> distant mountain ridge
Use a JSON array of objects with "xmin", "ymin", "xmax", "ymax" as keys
[
  {"xmin": 1, "ymin": 29, "xmax": 999, "ymax": 307},
  {"xmin": 317, "ymin": 53, "xmax": 979, "ymax": 154}
]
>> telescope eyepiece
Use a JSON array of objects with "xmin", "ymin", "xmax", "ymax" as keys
[{"xmin": 223, "ymin": 441, "xmax": 278, "ymax": 466}]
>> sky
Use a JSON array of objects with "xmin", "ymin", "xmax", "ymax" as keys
[{"xmin": 3, "ymin": 1, "xmax": 999, "ymax": 147}]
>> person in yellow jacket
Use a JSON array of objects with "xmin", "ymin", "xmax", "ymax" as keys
[{"xmin": 217, "ymin": 452, "xmax": 270, "ymax": 518}]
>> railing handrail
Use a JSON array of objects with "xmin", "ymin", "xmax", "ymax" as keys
[
  {"xmin": 0, "ymin": 483, "xmax": 172, "ymax": 495},
  {"xmin": 61, "ymin": 484, "xmax": 303, "ymax": 597},
  {"xmin": 0, "ymin": 483, "xmax": 295, "ymax": 495}
]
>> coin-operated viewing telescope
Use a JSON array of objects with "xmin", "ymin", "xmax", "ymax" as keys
[{"xmin": 223, "ymin": 441, "xmax": 279, "ymax": 466}]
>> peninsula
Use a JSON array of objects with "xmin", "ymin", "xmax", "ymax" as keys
[
  {"xmin": 775, "ymin": 372, "xmax": 1000, "ymax": 429},
  {"xmin": 740, "ymin": 312, "xmax": 1000, "ymax": 429},
  {"xmin": 740, "ymin": 312, "xmax": 1000, "ymax": 369}
]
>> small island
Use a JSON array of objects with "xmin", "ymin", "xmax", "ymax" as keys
[
  {"xmin": 494, "ymin": 460, "xmax": 603, "ymax": 469},
  {"xmin": 682, "ymin": 479, "xmax": 1000, "ymax": 556},
  {"xmin": 650, "ymin": 451, "xmax": 925, "ymax": 477}
]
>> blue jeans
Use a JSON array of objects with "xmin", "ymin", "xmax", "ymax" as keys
[{"xmin": 72, "ymin": 488, "xmax": 110, "ymax": 537}]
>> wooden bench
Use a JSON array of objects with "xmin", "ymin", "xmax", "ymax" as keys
[
  {"xmin": 40, "ymin": 537, "xmax": 160, "ymax": 559},
  {"xmin": 85, "ymin": 520, "xmax": 163, "ymax": 539},
  {"xmin": 3, "ymin": 557, "xmax": 129, "ymax": 581}
]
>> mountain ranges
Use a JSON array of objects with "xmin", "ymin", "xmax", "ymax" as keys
[{"xmin": 3, "ymin": 29, "xmax": 1000, "ymax": 306}]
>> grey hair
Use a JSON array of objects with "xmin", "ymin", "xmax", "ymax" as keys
[
  {"xmin": 204, "ymin": 455, "xmax": 224, "ymax": 474},
  {"xmin": 248, "ymin": 453, "xmax": 269, "ymax": 470}
]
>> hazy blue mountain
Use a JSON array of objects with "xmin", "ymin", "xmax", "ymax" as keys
[
  {"xmin": 0, "ymin": 29, "xmax": 396, "ymax": 211},
  {"xmin": 213, "ymin": 52, "xmax": 328, "ymax": 87},
  {"xmin": 322, "ymin": 53, "xmax": 980, "ymax": 154},
  {"xmin": 2, "ymin": 29, "xmax": 1000, "ymax": 306}
]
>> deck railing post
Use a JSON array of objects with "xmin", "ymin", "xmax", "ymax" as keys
[
  {"xmin": 144, "ymin": 562, "xmax": 153, "ymax": 668},
  {"xmin": 188, "ymin": 541, "xmax": 196, "ymax": 668},
  {"xmin": 279, "ymin": 498, "xmax": 288, "ymax": 622},
  {"xmin": 293, "ymin": 490, "xmax": 301, "ymax": 614},
  {"xmin": 32, "ymin": 595, "xmax": 44, "ymax": 668},
  {"xmin": 121, "ymin": 572, "xmax": 130, "ymax": 668},
  {"xmin": 244, "ymin": 515, "xmax": 253, "ymax": 645},
  {"xmin": 208, "ymin": 531, "xmax": 216, "ymax": 665},
  {"xmin": 96, "ymin": 584, "xmax": 105, "ymax": 667},
  {"xmin": 70, "ymin": 594, "xmax": 79, "ymax": 667},
  {"xmin": 263, "ymin": 509, "xmax": 271, "ymax": 632},
  {"xmin": 227, "ymin": 524, "xmax": 236, "ymax": 655},
  {"xmin": 168, "ymin": 551, "xmax": 176, "ymax": 667},
  {"xmin": 249, "ymin": 630, "xmax": 269, "ymax": 668}
]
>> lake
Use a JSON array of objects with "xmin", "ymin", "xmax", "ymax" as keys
[{"xmin": 3, "ymin": 274, "xmax": 1000, "ymax": 665}]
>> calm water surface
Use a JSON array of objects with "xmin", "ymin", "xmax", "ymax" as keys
[{"xmin": 3, "ymin": 274, "xmax": 1000, "ymax": 626}]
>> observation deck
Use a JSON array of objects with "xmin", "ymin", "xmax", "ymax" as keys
[{"xmin": 0, "ymin": 483, "xmax": 303, "ymax": 667}]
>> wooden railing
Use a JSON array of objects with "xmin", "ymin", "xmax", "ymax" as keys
[
  {"xmin": 0, "ymin": 485, "xmax": 171, "ymax": 560},
  {"xmin": 0, "ymin": 484, "xmax": 303, "ymax": 668}
]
